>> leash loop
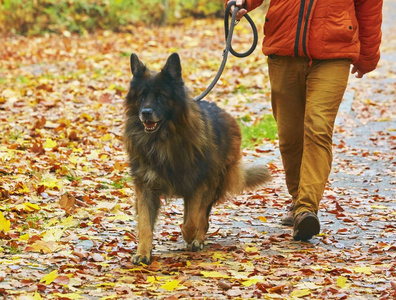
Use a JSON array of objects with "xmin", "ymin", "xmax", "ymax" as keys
[{"xmin": 193, "ymin": 0, "xmax": 258, "ymax": 101}]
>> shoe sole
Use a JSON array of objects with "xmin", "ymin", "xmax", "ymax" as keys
[
  {"xmin": 281, "ymin": 217, "xmax": 294, "ymax": 226},
  {"xmin": 293, "ymin": 215, "xmax": 320, "ymax": 241}
]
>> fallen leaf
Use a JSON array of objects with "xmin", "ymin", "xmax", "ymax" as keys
[
  {"xmin": 290, "ymin": 289, "xmax": 311, "ymax": 298},
  {"xmin": 258, "ymin": 216, "xmax": 267, "ymax": 222},
  {"xmin": 160, "ymin": 280, "xmax": 180, "ymax": 291},
  {"xmin": 0, "ymin": 211, "xmax": 10, "ymax": 233},
  {"xmin": 337, "ymin": 276, "xmax": 349, "ymax": 289},
  {"xmin": 40, "ymin": 270, "xmax": 58, "ymax": 285},
  {"xmin": 201, "ymin": 271, "xmax": 229, "ymax": 278}
]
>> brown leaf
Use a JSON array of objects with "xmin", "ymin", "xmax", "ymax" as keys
[
  {"xmin": 91, "ymin": 253, "xmax": 105, "ymax": 262},
  {"xmin": 53, "ymin": 275, "xmax": 70, "ymax": 285},
  {"xmin": 31, "ymin": 142, "xmax": 45, "ymax": 155},
  {"xmin": 218, "ymin": 280, "xmax": 232, "ymax": 290},
  {"xmin": 59, "ymin": 194, "xmax": 76, "ymax": 214}
]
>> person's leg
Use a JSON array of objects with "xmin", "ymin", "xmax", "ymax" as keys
[
  {"xmin": 293, "ymin": 58, "xmax": 350, "ymax": 240},
  {"xmin": 267, "ymin": 55, "xmax": 307, "ymax": 200}
]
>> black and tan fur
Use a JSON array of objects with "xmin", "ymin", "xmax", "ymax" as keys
[{"xmin": 125, "ymin": 53, "xmax": 270, "ymax": 264}]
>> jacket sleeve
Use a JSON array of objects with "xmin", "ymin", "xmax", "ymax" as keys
[
  {"xmin": 244, "ymin": 0, "xmax": 265, "ymax": 12},
  {"xmin": 354, "ymin": 0, "xmax": 383, "ymax": 73}
]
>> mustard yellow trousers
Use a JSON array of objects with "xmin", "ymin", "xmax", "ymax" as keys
[{"xmin": 267, "ymin": 55, "xmax": 350, "ymax": 217}]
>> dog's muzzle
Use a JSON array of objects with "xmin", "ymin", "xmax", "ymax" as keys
[{"xmin": 140, "ymin": 108, "xmax": 161, "ymax": 133}]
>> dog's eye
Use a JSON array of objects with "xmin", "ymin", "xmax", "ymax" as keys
[{"xmin": 158, "ymin": 92, "xmax": 168, "ymax": 101}]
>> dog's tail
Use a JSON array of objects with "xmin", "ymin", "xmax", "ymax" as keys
[{"xmin": 243, "ymin": 164, "xmax": 271, "ymax": 190}]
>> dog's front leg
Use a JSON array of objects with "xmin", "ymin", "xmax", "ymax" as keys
[
  {"xmin": 132, "ymin": 187, "xmax": 160, "ymax": 265},
  {"xmin": 183, "ymin": 188, "xmax": 213, "ymax": 251}
]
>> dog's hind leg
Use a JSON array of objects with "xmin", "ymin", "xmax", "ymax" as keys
[
  {"xmin": 132, "ymin": 187, "xmax": 160, "ymax": 265},
  {"xmin": 182, "ymin": 189, "xmax": 214, "ymax": 251}
]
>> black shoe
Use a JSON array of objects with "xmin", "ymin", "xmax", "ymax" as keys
[
  {"xmin": 293, "ymin": 211, "xmax": 320, "ymax": 241},
  {"xmin": 281, "ymin": 203, "xmax": 294, "ymax": 226}
]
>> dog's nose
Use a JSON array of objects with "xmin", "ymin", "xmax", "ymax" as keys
[{"xmin": 141, "ymin": 108, "xmax": 153, "ymax": 118}]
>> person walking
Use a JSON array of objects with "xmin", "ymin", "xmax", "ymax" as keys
[{"xmin": 228, "ymin": 0, "xmax": 383, "ymax": 241}]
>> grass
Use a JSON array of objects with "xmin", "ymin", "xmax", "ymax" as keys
[
  {"xmin": 0, "ymin": 0, "xmax": 224, "ymax": 36},
  {"xmin": 239, "ymin": 114, "xmax": 277, "ymax": 149}
]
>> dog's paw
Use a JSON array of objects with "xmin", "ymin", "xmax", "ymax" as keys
[
  {"xmin": 187, "ymin": 240, "xmax": 204, "ymax": 252},
  {"xmin": 132, "ymin": 253, "xmax": 151, "ymax": 265}
]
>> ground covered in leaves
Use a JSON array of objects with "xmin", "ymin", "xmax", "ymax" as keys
[{"xmin": 0, "ymin": 4, "xmax": 395, "ymax": 300}]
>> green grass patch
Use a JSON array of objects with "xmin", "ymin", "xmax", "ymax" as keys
[
  {"xmin": 111, "ymin": 177, "xmax": 130, "ymax": 189},
  {"xmin": 239, "ymin": 114, "xmax": 277, "ymax": 149}
]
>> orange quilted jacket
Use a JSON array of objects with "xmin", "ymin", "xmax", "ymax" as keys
[{"xmin": 243, "ymin": 0, "xmax": 382, "ymax": 73}]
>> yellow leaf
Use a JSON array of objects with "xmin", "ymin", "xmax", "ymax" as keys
[
  {"xmin": 201, "ymin": 271, "xmax": 229, "ymax": 278},
  {"xmin": 242, "ymin": 278, "xmax": 262, "ymax": 287},
  {"xmin": 96, "ymin": 282, "xmax": 116, "ymax": 287},
  {"xmin": 99, "ymin": 296, "xmax": 118, "ymax": 300},
  {"xmin": 212, "ymin": 252, "xmax": 225, "ymax": 260},
  {"xmin": 23, "ymin": 202, "xmax": 40, "ymax": 211},
  {"xmin": 80, "ymin": 113, "xmax": 93, "ymax": 122},
  {"xmin": 371, "ymin": 205, "xmax": 388, "ymax": 209},
  {"xmin": 353, "ymin": 267, "xmax": 372, "ymax": 275},
  {"xmin": 69, "ymin": 156, "xmax": 78, "ymax": 164},
  {"xmin": 39, "ymin": 176, "xmax": 62, "ymax": 189},
  {"xmin": 245, "ymin": 246, "xmax": 258, "ymax": 253},
  {"xmin": 147, "ymin": 276, "xmax": 163, "ymax": 283},
  {"xmin": 258, "ymin": 216, "xmax": 267, "ymax": 222},
  {"xmin": 61, "ymin": 216, "xmax": 78, "ymax": 228},
  {"xmin": 53, "ymin": 293, "xmax": 84, "ymax": 299},
  {"xmin": 29, "ymin": 240, "xmax": 60, "ymax": 253},
  {"xmin": 33, "ymin": 292, "xmax": 43, "ymax": 300},
  {"xmin": 160, "ymin": 280, "xmax": 180, "ymax": 291},
  {"xmin": 337, "ymin": 276, "xmax": 348, "ymax": 289},
  {"xmin": 101, "ymin": 134, "xmax": 112, "ymax": 142},
  {"xmin": 0, "ymin": 211, "xmax": 11, "ymax": 233},
  {"xmin": 111, "ymin": 204, "xmax": 121, "ymax": 213},
  {"xmin": 290, "ymin": 289, "xmax": 311, "ymax": 297},
  {"xmin": 42, "ymin": 228, "xmax": 64, "ymax": 242},
  {"xmin": 40, "ymin": 270, "xmax": 58, "ymax": 284},
  {"xmin": 108, "ymin": 84, "xmax": 117, "ymax": 90},
  {"xmin": 17, "ymin": 184, "xmax": 30, "ymax": 194},
  {"xmin": 107, "ymin": 215, "xmax": 133, "ymax": 222},
  {"xmin": 19, "ymin": 233, "xmax": 30, "ymax": 241},
  {"xmin": 44, "ymin": 138, "xmax": 57, "ymax": 149}
]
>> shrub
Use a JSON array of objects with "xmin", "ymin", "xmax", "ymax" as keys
[{"xmin": 0, "ymin": 0, "xmax": 224, "ymax": 36}]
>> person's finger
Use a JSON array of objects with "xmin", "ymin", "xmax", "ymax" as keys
[
  {"xmin": 237, "ymin": 9, "xmax": 247, "ymax": 19},
  {"xmin": 236, "ymin": 0, "xmax": 244, "ymax": 7},
  {"xmin": 355, "ymin": 70, "xmax": 364, "ymax": 78}
]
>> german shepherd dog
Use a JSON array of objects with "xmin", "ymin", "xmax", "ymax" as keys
[{"xmin": 125, "ymin": 53, "xmax": 270, "ymax": 265}]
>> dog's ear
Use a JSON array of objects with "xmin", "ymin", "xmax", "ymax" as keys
[
  {"xmin": 130, "ymin": 53, "xmax": 146, "ymax": 77},
  {"xmin": 162, "ymin": 53, "xmax": 182, "ymax": 81}
]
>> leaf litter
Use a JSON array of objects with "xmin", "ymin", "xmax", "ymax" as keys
[{"xmin": 0, "ymin": 8, "xmax": 395, "ymax": 300}]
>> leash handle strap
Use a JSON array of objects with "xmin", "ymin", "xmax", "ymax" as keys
[{"xmin": 193, "ymin": 0, "xmax": 258, "ymax": 101}]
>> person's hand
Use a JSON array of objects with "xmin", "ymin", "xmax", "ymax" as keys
[
  {"xmin": 351, "ymin": 65, "xmax": 366, "ymax": 78},
  {"xmin": 228, "ymin": 0, "xmax": 247, "ymax": 20}
]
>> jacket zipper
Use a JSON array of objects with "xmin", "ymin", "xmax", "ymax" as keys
[
  {"xmin": 302, "ymin": 0, "xmax": 315, "ymax": 57},
  {"xmin": 294, "ymin": 0, "xmax": 306, "ymax": 57}
]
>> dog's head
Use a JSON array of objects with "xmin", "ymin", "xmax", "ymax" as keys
[{"xmin": 126, "ymin": 53, "xmax": 187, "ymax": 134}]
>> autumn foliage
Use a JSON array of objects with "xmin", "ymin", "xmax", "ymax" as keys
[{"xmin": 0, "ymin": 2, "xmax": 395, "ymax": 299}]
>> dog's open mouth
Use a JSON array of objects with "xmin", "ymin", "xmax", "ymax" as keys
[{"xmin": 143, "ymin": 121, "xmax": 160, "ymax": 133}]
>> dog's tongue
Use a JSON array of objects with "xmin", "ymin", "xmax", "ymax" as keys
[{"xmin": 144, "ymin": 121, "xmax": 157, "ymax": 130}]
